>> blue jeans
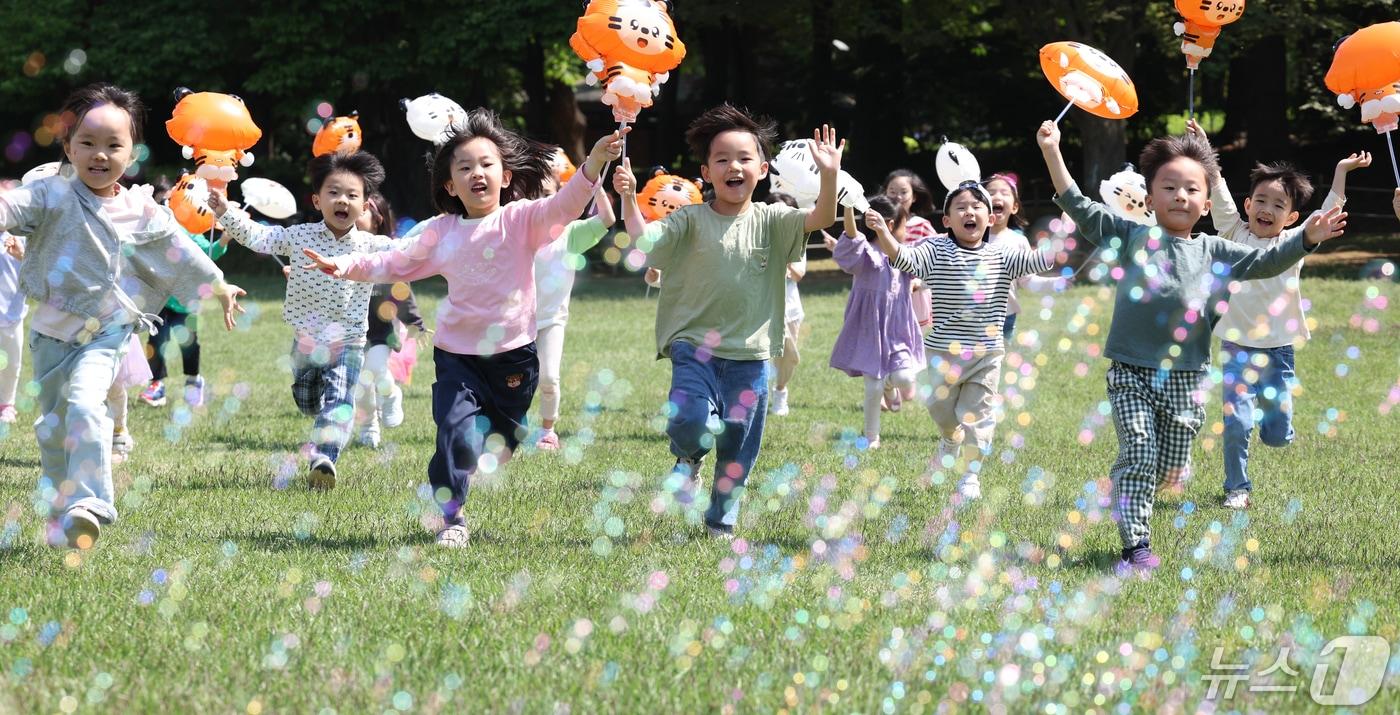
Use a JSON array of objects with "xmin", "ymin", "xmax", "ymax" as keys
[
  {"xmin": 29, "ymin": 322, "xmax": 134, "ymax": 524},
  {"xmin": 666, "ymin": 341, "xmax": 768, "ymax": 528},
  {"xmin": 1221, "ymin": 341, "xmax": 1297, "ymax": 493},
  {"xmin": 290, "ymin": 339, "xmax": 365, "ymax": 463}
]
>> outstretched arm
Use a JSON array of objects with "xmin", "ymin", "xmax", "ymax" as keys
[
  {"xmin": 1038, "ymin": 121, "xmax": 1075, "ymax": 196},
  {"xmin": 802, "ymin": 124, "xmax": 845, "ymax": 232}
]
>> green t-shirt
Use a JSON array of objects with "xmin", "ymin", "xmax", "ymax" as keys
[
  {"xmin": 640, "ymin": 201, "xmax": 806, "ymax": 361},
  {"xmin": 166, "ymin": 230, "xmax": 228, "ymax": 314}
]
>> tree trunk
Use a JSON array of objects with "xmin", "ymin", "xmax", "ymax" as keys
[
  {"xmin": 549, "ymin": 79, "xmax": 587, "ymax": 164},
  {"xmin": 523, "ymin": 36, "xmax": 550, "ymax": 141}
]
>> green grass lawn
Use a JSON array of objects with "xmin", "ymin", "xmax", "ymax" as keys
[{"xmin": 0, "ymin": 268, "xmax": 1397, "ymax": 713}]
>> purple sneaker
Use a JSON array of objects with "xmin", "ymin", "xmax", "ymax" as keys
[{"xmin": 1118, "ymin": 543, "xmax": 1160, "ymax": 575}]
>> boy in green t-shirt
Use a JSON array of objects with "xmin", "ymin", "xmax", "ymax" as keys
[{"xmin": 613, "ymin": 104, "xmax": 844, "ymax": 538}]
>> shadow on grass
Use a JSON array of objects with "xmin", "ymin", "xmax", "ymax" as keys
[{"xmin": 223, "ymin": 528, "xmax": 416, "ymax": 552}]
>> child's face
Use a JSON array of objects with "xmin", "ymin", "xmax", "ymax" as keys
[
  {"xmin": 541, "ymin": 175, "xmax": 560, "ymax": 198},
  {"xmin": 941, "ymin": 192, "xmax": 991, "ymax": 244},
  {"xmin": 312, "ymin": 170, "xmax": 368, "ymax": 236},
  {"xmin": 1242, "ymin": 179, "xmax": 1299, "ymax": 239},
  {"xmin": 63, "ymin": 103, "xmax": 134, "ymax": 197},
  {"xmin": 885, "ymin": 176, "xmax": 914, "ymax": 212},
  {"xmin": 446, "ymin": 137, "xmax": 511, "ymax": 218},
  {"xmin": 700, "ymin": 130, "xmax": 767, "ymax": 207},
  {"xmin": 1146, "ymin": 157, "xmax": 1211, "ymax": 235},
  {"xmin": 984, "ymin": 178, "xmax": 1019, "ymax": 231},
  {"xmin": 354, "ymin": 199, "xmax": 380, "ymax": 233}
]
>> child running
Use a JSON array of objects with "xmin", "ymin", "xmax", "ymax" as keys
[
  {"xmin": 353, "ymin": 193, "xmax": 429, "ymax": 449},
  {"xmin": 304, "ymin": 110, "xmax": 626, "ymax": 547},
  {"xmin": 210, "ymin": 151, "xmax": 397, "ymax": 488},
  {"xmin": 613, "ymin": 105, "xmax": 844, "ymax": 539},
  {"xmin": 140, "ymin": 176, "xmax": 231, "ymax": 409},
  {"xmin": 827, "ymin": 198, "xmax": 925, "ymax": 449},
  {"xmin": 882, "ymin": 169, "xmax": 937, "ymax": 329},
  {"xmin": 0, "ymin": 213, "xmax": 25, "ymax": 428},
  {"xmin": 766, "ymin": 192, "xmax": 806, "ymax": 417},
  {"xmin": 1039, "ymin": 119, "xmax": 1347, "ymax": 572},
  {"xmin": 874, "ymin": 181, "xmax": 1059, "ymax": 502},
  {"xmin": 0, "ymin": 84, "xmax": 244, "ymax": 549},
  {"xmin": 1188, "ymin": 119, "xmax": 1366, "ymax": 510},
  {"xmin": 983, "ymin": 172, "xmax": 1065, "ymax": 342},
  {"xmin": 532, "ymin": 166, "xmax": 616, "ymax": 450}
]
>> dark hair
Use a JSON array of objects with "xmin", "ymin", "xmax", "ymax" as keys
[
  {"xmin": 685, "ymin": 103, "xmax": 778, "ymax": 164},
  {"xmin": 308, "ymin": 151, "xmax": 386, "ymax": 195},
  {"xmin": 763, "ymin": 191, "xmax": 798, "ymax": 208},
  {"xmin": 1249, "ymin": 162, "xmax": 1314, "ymax": 210},
  {"xmin": 430, "ymin": 108, "xmax": 553, "ymax": 214},
  {"xmin": 364, "ymin": 192, "xmax": 397, "ymax": 236},
  {"xmin": 942, "ymin": 180, "xmax": 993, "ymax": 215},
  {"xmin": 857, "ymin": 194, "xmax": 908, "ymax": 241},
  {"xmin": 1139, "ymin": 133, "xmax": 1221, "ymax": 191},
  {"xmin": 149, "ymin": 175, "xmax": 174, "ymax": 203},
  {"xmin": 60, "ymin": 83, "xmax": 145, "ymax": 147},
  {"xmin": 881, "ymin": 169, "xmax": 936, "ymax": 220},
  {"xmin": 982, "ymin": 173, "xmax": 1027, "ymax": 230}
]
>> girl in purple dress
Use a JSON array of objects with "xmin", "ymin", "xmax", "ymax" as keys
[{"xmin": 826, "ymin": 196, "xmax": 926, "ymax": 449}]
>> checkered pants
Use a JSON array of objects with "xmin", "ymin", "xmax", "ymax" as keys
[
  {"xmin": 291, "ymin": 339, "xmax": 365, "ymax": 463},
  {"xmin": 1106, "ymin": 361, "xmax": 1208, "ymax": 548}
]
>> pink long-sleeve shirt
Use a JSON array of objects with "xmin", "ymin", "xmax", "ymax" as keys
[{"xmin": 333, "ymin": 169, "xmax": 600, "ymax": 356}]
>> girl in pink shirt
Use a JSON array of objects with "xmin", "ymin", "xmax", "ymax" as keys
[{"xmin": 305, "ymin": 109, "xmax": 625, "ymax": 548}]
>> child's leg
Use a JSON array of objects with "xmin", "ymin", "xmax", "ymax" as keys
[
  {"xmin": 889, "ymin": 366, "xmax": 918, "ymax": 402},
  {"xmin": 1106, "ymin": 363, "xmax": 1165, "ymax": 550},
  {"xmin": 863, "ymin": 375, "xmax": 883, "ymax": 439},
  {"xmin": 1256, "ymin": 345, "xmax": 1297, "ymax": 449},
  {"xmin": 176, "ymin": 313, "xmax": 200, "ymax": 378},
  {"xmin": 311, "ymin": 343, "xmax": 364, "ymax": 462},
  {"xmin": 1220, "ymin": 342, "xmax": 1257, "ymax": 493},
  {"xmin": 107, "ymin": 381, "xmax": 128, "ymax": 433},
  {"xmin": 0, "ymin": 320, "xmax": 22, "ymax": 406},
  {"xmin": 665, "ymin": 341, "xmax": 723, "ymax": 462},
  {"xmin": 290, "ymin": 341, "xmax": 328, "ymax": 419},
  {"xmin": 29, "ymin": 325, "xmax": 130, "ymax": 524},
  {"xmin": 535, "ymin": 322, "xmax": 566, "ymax": 429},
  {"xmin": 354, "ymin": 343, "xmax": 391, "ymax": 433},
  {"xmin": 705, "ymin": 356, "xmax": 768, "ymax": 529},
  {"xmin": 774, "ymin": 319, "xmax": 801, "ymax": 391},
  {"xmin": 427, "ymin": 345, "xmax": 538, "ymax": 525},
  {"xmin": 146, "ymin": 312, "xmax": 172, "ymax": 383},
  {"xmin": 952, "ymin": 353, "xmax": 1005, "ymax": 467},
  {"xmin": 924, "ymin": 354, "xmax": 965, "ymax": 443},
  {"xmin": 1153, "ymin": 370, "xmax": 1208, "ymax": 492}
]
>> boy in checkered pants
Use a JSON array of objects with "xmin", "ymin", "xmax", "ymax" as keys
[{"xmin": 1037, "ymin": 120, "xmax": 1348, "ymax": 573}]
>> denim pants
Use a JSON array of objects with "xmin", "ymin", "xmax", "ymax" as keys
[
  {"xmin": 666, "ymin": 340, "xmax": 769, "ymax": 528},
  {"xmin": 1221, "ymin": 341, "xmax": 1297, "ymax": 493},
  {"xmin": 290, "ymin": 339, "xmax": 365, "ymax": 463},
  {"xmin": 428, "ymin": 344, "xmax": 538, "ymax": 526},
  {"xmin": 29, "ymin": 322, "xmax": 134, "ymax": 524}
]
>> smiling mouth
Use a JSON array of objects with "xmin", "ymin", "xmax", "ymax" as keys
[
  {"xmin": 725, "ymin": 178, "xmax": 744, "ymax": 188},
  {"xmin": 334, "ymin": 210, "xmax": 349, "ymax": 220},
  {"xmin": 637, "ymin": 38, "xmax": 649, "ymax": 48},
  {"xmin": 991, "ymin": 202, "xmax": 1005, "ymax": 216},
  {"xmin": 470, "ymin": 182, "xmax": 488, "ymax": 196}
]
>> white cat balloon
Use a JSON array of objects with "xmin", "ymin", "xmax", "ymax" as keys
[{"xmin": 1098, "ymin": 164, "xmax": 1155, "ymax": 225}]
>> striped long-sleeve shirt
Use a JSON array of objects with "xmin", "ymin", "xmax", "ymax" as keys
[{"xmin": 892, "ymin": 235, "xmax": 1053, "ymax": 354}]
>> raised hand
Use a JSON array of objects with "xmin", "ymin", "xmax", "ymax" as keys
[
  {"xmin": 1303, "ymin": 206, "xmax": 1347, "ymax": 246},
  {"xmin": 301, "ymin": 247, "xmax": 345, "ymax": 278},
  {"xmin": 206, "ymin": 190, "xmax": 229, "ymax": 218},
  {"xmin": 613, "ymin": 158, "xmax": 637, "ymax": 197},
  {"xmin": 1338, "ymin": 151, "xmax": 1373, "ymax": 173},
  {"xmin": 1037, "ymin": 120, "xmax": 1061, "ymax": 151},
  {"xmin": 1185, "ymin": 118, "xmax": 1208, "ymax": 146},
  {"xmin": 808, "ymin": 124, "xmax": 845, "ymax": 175},
  {"xmin": 585, "ymin": 126, "xmax": 632, "ymax": 179}
]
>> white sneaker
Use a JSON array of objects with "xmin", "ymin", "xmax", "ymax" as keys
[
  {"xmin": 112, "ymin": 430, "xmax": 135, "ymax": 457},
  {"xmin": 956, "ymin": 472, "xmax": 982, "ymax": 501},
  {"xmin": 769, "ymin": 388, "xmax": 789, "ymax": 416},
  {"xmin": 435, "ymin": 523, "xmax": 470, "ymax": 548},
  {"xmin": 357, "ymin": 423, "xmax": 381, "ymax": 449},
  {"xmin": 380, "ymin": 384, "xmax": 404, "ymax": 428},
  {"xmin": 1223, "ymin": 489, "xmax": 1252, "ymax": 510}
]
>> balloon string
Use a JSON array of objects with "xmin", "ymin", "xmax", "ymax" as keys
[
  {"xmin": 1387, "ymin": 130, "xmax": 1400, "ymax": 188},
  {"xmin": 1053, "ymin": 100, "xmax": 1074, "ymax": 125},
  {"xmin": 1188, "ymin": 68, "xmax": 1196, "ymax": 122}
]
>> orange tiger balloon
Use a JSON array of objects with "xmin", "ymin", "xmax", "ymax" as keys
[
  {"xmin": 1173, "ymin": 0, "xmax": 1245, "ymax": 70},
  {"xmin": 188, "ymin": 147, "xmax": 252, "ymax": 192},
  {"xmin": 637, "ymin": 169, "xmax": 702, "ymax": 222},
  {"xmin": 313, "ymin": 112, "xmax": 362, "ymax": 157},
  {"xmin": 166, "ymin": 87, "xmax": 262, "ymax": 152},
  {"xmin": 168, "ymin": 174, "xmax": 215, "ymax": 234},
  {"xmin": 551, "ymin": 148, "xmax": 578, "ymax": 184},
  {"xmin": 570, "ymin": 0, "xmax": 686, "ymax": 123}
]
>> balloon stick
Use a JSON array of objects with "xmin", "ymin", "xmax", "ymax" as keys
[
  {"xmin": 618, "ymin": 120, "xmax": 630, "ymax": 165},
  {"xmin": 1053, "ymin": 100, "xmax": 1074, "ymax": 125},
  {"xmin": 1387, "ymin": 130, "xmax": 1400, "ymax": 187},
  {"xmin": 1188, "ymin": 68, "xmax": 1196, "ymax": 121}
]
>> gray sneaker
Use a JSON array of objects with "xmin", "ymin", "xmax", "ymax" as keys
[
  {"xmin": 62, "ymin": 508, "xmax": 101, "ymax": 550},
  {"xmin": 703, "ymin": 521, "xmax": 735, "ymax": 541},
  {"xmin": 435, "ymin": 523, "xmax": 470, "ymax": 548}
]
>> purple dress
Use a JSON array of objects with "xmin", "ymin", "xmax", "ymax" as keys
[{"xmin": 829, "ymin": 233, "xmax": 926, "ymax": 378}]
